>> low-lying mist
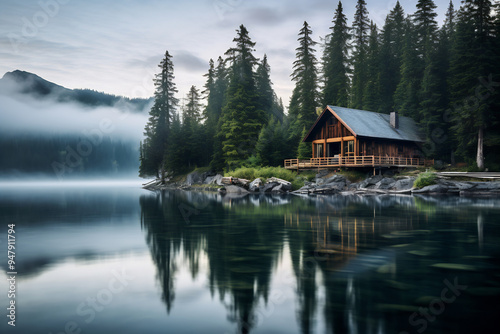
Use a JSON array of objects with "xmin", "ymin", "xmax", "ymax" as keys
[
  {"xmin": 0, "ymin": 88, "xmax": 150, "ymax": 179},
  {"xmin": 0, "ymin": 93, "xmax": 149, "ymax": 141}
]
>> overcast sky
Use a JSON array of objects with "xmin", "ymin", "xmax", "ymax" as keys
[{"xmin": 0, "ymin": 0, "xmax": 454, "ymax": 108}]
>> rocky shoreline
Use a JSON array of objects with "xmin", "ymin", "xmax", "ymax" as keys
[{"xmin": 143, "ymin": 170, "xmax": 500, "ymax": 197}]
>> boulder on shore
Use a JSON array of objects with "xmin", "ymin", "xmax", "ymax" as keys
[
  {"xmin": 249, "ymin": 178, "xmax": 263, "ymax": 192},
  {"xmin": 223, "ymin": 185, "xmax": 249, "ymax": 194},
  {"xmin": 186, "ymin": 171, "xmax": 203, "ymax": 185},
  {"xmin": 205, "ymin": 174, "xmax": 224, "ymax": 186},
  {"xmin": 359, "ymin": 175, "xmax": 383, "ymax": 189},
  {"xmin": 391, "ymin": 178, "xmax": 415, "ymax": 191},
  {"xmin": 374, "ymin": 177, "xmax": 396, "ymax": 190},
  {"xmin": 262, "ymin": 182, "xmax": 279, "ymax": 193}
]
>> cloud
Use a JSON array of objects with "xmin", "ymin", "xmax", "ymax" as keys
[
  {"xmin": 172, "ymin": 50, "xmax": 209, "ymax": 72},
  {"xmin": 244, "ymin": 7, "xmax": 285, "ymax": 26},
  {"xmin": 0, "ymin": 0, "xmax": 454, "ymax": 110}
]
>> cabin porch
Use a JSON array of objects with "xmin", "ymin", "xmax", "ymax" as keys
[{"xmin": 284, "ymin": 156, "xmax": 434, "ymax": 169}]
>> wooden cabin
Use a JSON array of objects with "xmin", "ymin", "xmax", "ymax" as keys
[{"xmin": 285, "ymin": 105, "xmax": 433, "ymax": 169}]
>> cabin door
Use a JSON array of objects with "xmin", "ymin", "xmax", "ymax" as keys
[{"xmin": 327, "ymin": 143, "xmax": 341, "ymax": 157}]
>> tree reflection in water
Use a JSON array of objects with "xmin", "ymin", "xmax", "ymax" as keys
[{"xmin": 140, "ymin": 191, "xmax": 500, "ymax": 334}]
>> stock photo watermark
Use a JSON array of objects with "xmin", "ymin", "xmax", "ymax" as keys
[
  {"xmin": 213, "ymin": 0, "xmax": 243, "ymax": 20},
  {"xmin": 6, "ymin": 224, "xmax": 17, "ymax": 327},
  {"xmin": 51, "ymin": 117, "xmax": 118, "ymax": 179},
  {"xmin": 47, "ymin": 268, "xmax": 134, "ymax": 334},
  {"xmin": 7, "ymin": 0, "xmax": 71, "ymax": 54},
  {"xmin": 50, "ymin": 60, "xmax": 156, "ymax": 179},
  {"xmin": 399, "ymin": 277, "xmax": 467, "ymax": 334}
]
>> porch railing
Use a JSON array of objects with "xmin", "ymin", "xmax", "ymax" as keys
[{"xmin": 284, "ymin": 156, "xmax": 434, "ymax": 169}]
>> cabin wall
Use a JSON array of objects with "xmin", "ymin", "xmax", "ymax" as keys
[
  {"xmin": 358, "ymin": 138, "xmax": 419, "ymax": 158},
  {"xmin": 308, "ymin": 112, "xmax": 420, "ymax": 158},
  {"xmin": 311, "ymin": 115, "xmax": 353, "ymax": 141}
]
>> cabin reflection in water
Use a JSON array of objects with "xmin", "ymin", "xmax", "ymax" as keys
[
  {"xmin": 284, "ymin": 200, "xmax": 420, "ymax": 270},
  {"xmin": 141, "ymin": 192, "xmax": 485, "ymax": 334}
]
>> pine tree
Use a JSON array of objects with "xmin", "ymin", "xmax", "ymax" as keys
[
  {"xmin": 414, "ymin": 0, "xmax": 438, "ymax": 62},
  {"xmin": 271, "ymin": 93, "xmax": 285, "ymax": 123},
  {"xmin": 444, "ymin": 0, "xmax": 456, "ymax": 37},
  {"xmin": 449, "ymin": 0, "xmax": 497, "ymax": 169},
  {"xmin": 139, "ymin": 51, "xmax": 178, "ymax": 179},
  {"xmin": 164, "ymin": 112, "xmax": 184, "ymax": 173},
  {"xmin": 255, "ymin": 54, "xmax": 276, "ymax": 119},
  {"xmin": 290, "ymin": 21, "xmax": 319, "ymax": 131},
  {"xmin": 394, "ymin": 18, "xmax": 420, "ymax": 119},
  {"xmin": 256, "ymin": 117, "xmax": 276, "ymax": 166},
  {"xmin": 322, "ymin": 1, "xmax": 350, "ymax": 107},
  {"xmin": 204, "ymin": 57, "xmax": 228, "ymax": 132},
  {"xmin": 207, "ymin": 57, "xmax": 229, "ymax": 171},
  {"xmin": 182, "ymin": 85, "xmax": 204, "ymax": 168},
  {"xmin": 271, "ymin": 120, "xmax": 287, "ymax": 165},
  {"xmin": 202, "ymin": 58, "xmax": 216, "ymax": 123},
  {"xmin": 218, "ymin": 25, "xmax": 266, "ymax": 169},
  {"xmin": 415, "ymin": 0, "xmax": 440, "ymax": 155},
  {"xmin": 419, "ymin": 1, "xmax": 455, "ymax": 160},
  {"xmin": 350, "ymin": 0, "xmax": 370, "ymax": 109},
  {"xmin": 362, "ymin": 21, "xmax": 380, "ymax": 111},
  {"xmin": 378, "ymin": 1, "xmax": 405, "ymax": 113},
  {"xmin": 297, "ymin": 127, "xmax": 312, "ymax": 159}
]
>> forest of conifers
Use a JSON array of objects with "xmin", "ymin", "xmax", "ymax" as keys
[{"xmin": 139, "ymin": 0, "xmax": 500, "ymax": 178}]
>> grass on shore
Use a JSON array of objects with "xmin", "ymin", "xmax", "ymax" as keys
[
  {"xmin": 413, "ymin": 172, "xmax": 437, "ymax": 189},
  {"xmin": 224, "ymin": 166, "xmax": 310, "ymax": 190}
]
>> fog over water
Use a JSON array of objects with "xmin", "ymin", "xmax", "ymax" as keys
[
  {"xmin": 0, "ymin": 77, "xmax": 151, "ymax": 179},
  {"xmin": 0, "ymin": 92, "xmax": 149, "ymax": 141}
]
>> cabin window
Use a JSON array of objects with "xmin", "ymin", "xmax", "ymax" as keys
[
  {"xmin": 327, "ymin": 118, "xmax": 335, "ymax": 138},
  {"xmin": 343, "ymin": 140, "xmax": 354, "ymax": 156},
  {"xmin": 315, "ymin": 144, "xmax": 324, "ymax": 158}
]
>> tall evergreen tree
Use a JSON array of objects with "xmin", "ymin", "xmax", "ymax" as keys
[
  {"xmin": 182, "ymin": 85, "xmax": 204, "ymax": 168},
  {"xmin": 218, "ymin": 25, "xmax": 266, "ymax": 169},
  {"xmin": 202, "ymin": 58, "xmax": 216, "ymax": 122},
  {"xmin": 206, "ymin": 57, "xmax": 229, "ymax": 171},
  {"xmin": 290, "ymin": 21, "xmax": 319, "ymax": 132},
  {"xmin": 297, "ymin": 127, "xmax": 312, "ymax": 159},
  {"xmin": 350, "ymin": 0, "xmax": 370, "ymax": 109},
  {"xmin": 414, "ymin": 0, "xmax": 439, "ymax": 61},
  {"xmin": 444, "ymin": 0, "xmax": 456, "ymax": 37},
  {"xmin": 419, "ymin": 1, "xmax": 456, "ymax": 159},
  {"xmin": 449, "ymin": 0, "xmax": 497, "ymax": 169},
  {"xmin": 164, "ymin": 112, "xmax": 183, "ymax": 173},
  {"xmin": 256, "ymin": 117, "xmax": 276, "ymax": 166},
  {"xmin": 419, "ymin": 1, "xmax": 456, "ymax": 160},
  {"xmin": 204, "ymin": 57, "xmax": 228, "ymax": 133},
  {"xmin": 415, "ymin": 0, "xmax": 440, "ymax": 155},
  {"xmin": 362, "ymin": 21, "xmax": 380, "ymax": 111},
  {"xmin": 394, "ymin": 18, "xmax": 420, "ymax": 119},
  {"xmin": 378, "ymin": 1, "xmax": 405, "ymax": 113},
  {"xmin": 139, "ymin": 51, "xmax": 178, "ymax": 179},
  {"xmin": 322, "ymin": 1, "xmax": 350, "ymax": 107},
  {"xmin": 255, "ymin": 54, "xmax": 277, "ymax": 120}
]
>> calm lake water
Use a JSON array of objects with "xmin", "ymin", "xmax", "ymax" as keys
[{"xmin": 0, "ymin": 181, "xmax": 499, "ymax": 334}]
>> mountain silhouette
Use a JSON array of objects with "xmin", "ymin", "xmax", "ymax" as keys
[{"xmin": 0, "ymin": 70, "xmax": 152, "ymax": 112}]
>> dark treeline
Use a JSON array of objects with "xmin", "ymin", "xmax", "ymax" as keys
[
  {"xmin": 0, "ymin": 135, "xmax": 139, "ymax": 177},
  {"xmin": 140, "ymin": 0, "xmax": 500, "ymax": 178}
]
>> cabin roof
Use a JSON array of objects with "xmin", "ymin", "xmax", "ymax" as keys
[{"xmin": 303, "ymin": 105, "xmax": 424, "ymax": 142}]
